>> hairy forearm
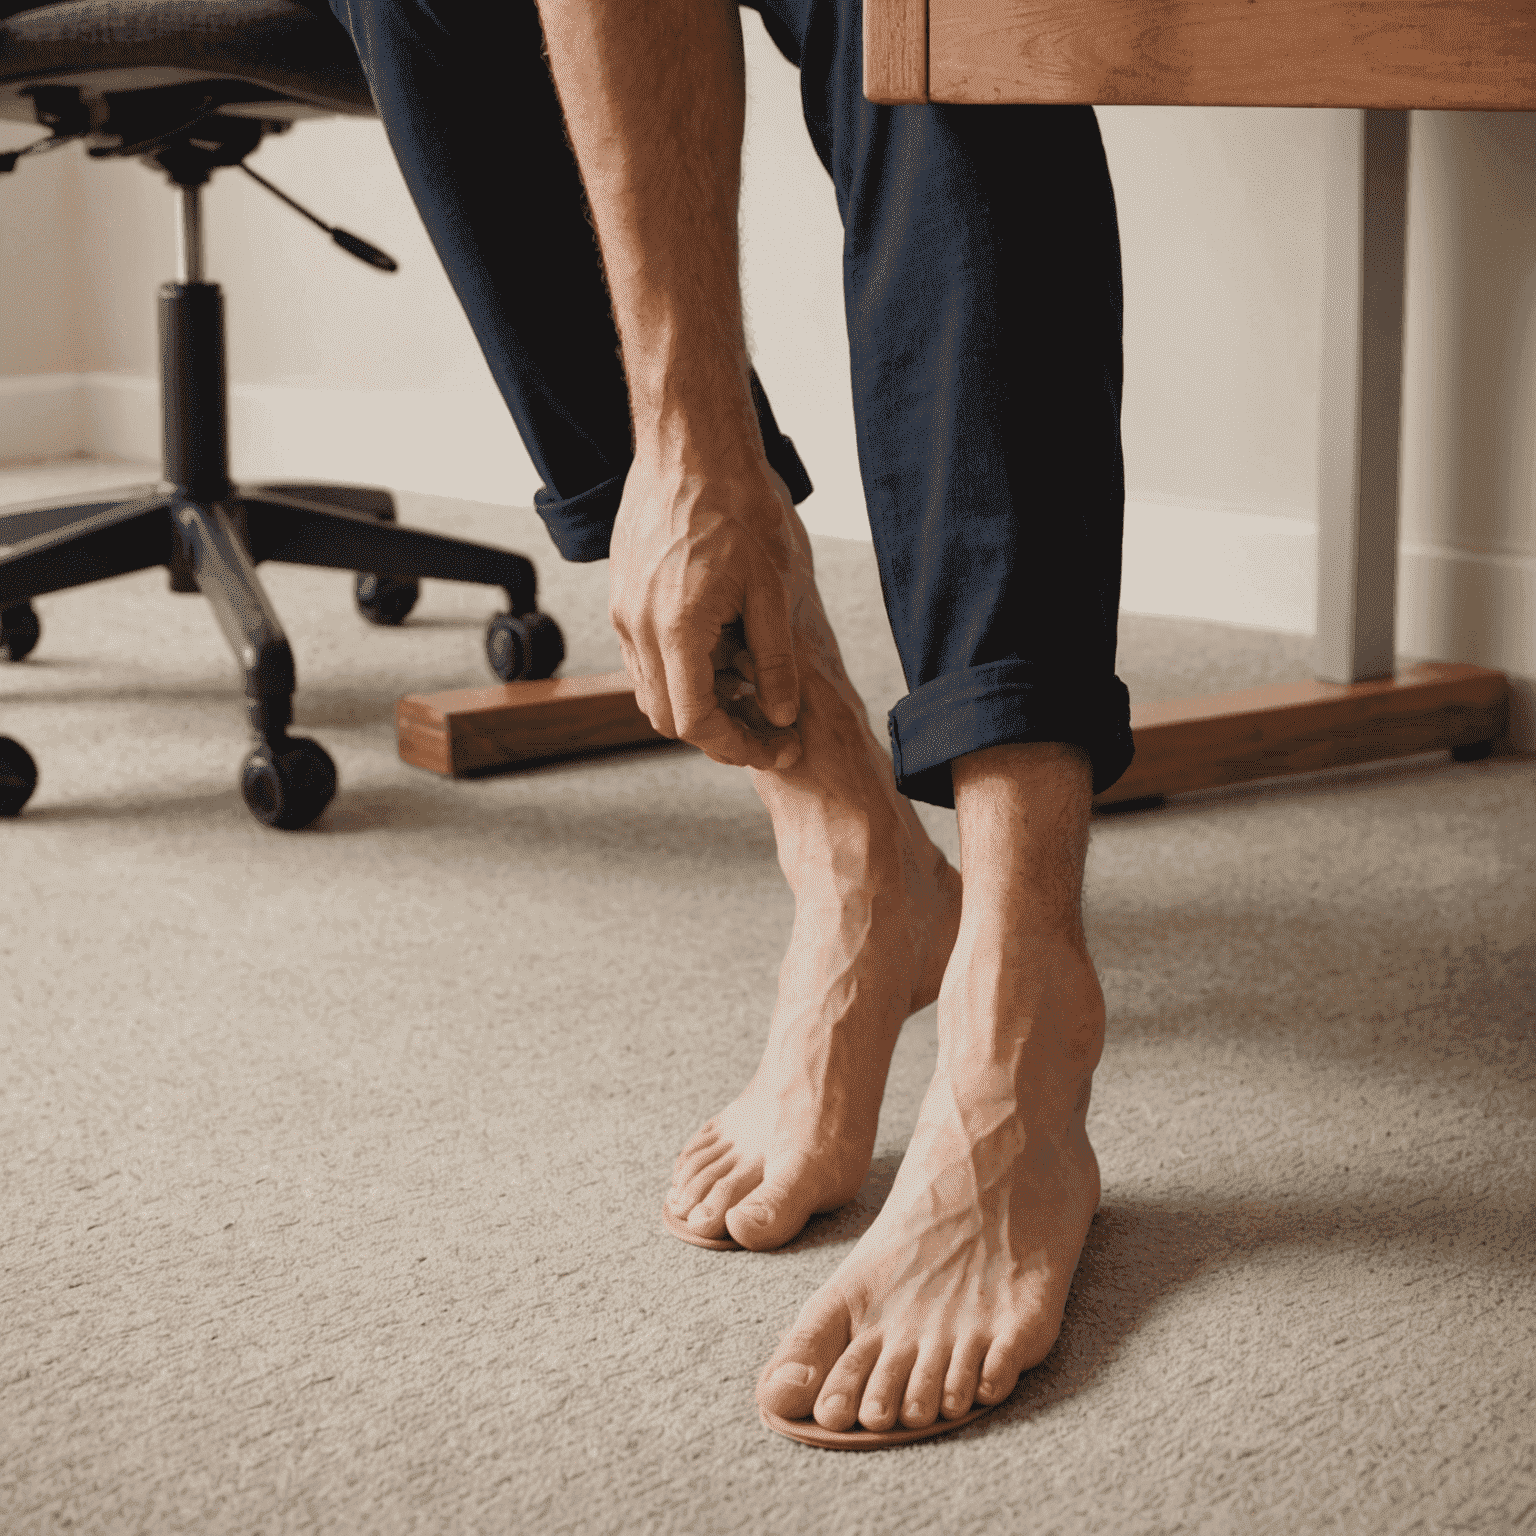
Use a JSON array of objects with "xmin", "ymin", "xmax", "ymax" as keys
[{"xmin": 535, "ymin": 0, "xmax": 763, "ymax": 464}]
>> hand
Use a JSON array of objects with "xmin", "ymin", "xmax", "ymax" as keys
[{"xmin": 609, "ymin": 449, "xmax": 805, "ymax": 771}]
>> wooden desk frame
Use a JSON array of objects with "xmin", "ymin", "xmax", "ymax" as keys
[{"xmin": 861, "ymin": 0, "xmax": 1523, "ymax": 807}]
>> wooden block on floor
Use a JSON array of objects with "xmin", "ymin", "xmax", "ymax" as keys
[
  {"xmin": 1094, "ymin": 661, "xmax": 1511, "ymax": 808},
  {"xmin": 397, "ymin": 670, "xmax": 669, "ymax": 777}
]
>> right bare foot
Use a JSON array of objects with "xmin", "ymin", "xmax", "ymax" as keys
[{"xmin": 666, "ymin": 513, "xmax": 962, "ymax": 1251}]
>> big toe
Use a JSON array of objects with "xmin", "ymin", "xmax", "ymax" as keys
[
  {"xmin": 756, "ymin": 1290, "xmax": 852, "ymax": 1422},
  {"xmin": 726, "ymin": 1169, "xmax": 820, "ymax": 1252}
]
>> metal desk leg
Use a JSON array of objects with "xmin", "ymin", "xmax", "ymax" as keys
[{"xmin": 1313, "ymin": 107, "xmax": 1410, "ymax": 685}]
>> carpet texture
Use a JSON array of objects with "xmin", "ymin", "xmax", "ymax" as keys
[{"xmin": 2, "ymin": 457, "xmax": 1533, "ymax": 1535}]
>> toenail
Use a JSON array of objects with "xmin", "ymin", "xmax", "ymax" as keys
[
  {"xmin": 688, "ymin": 1208, "xmax": 713, "ymax": 1228},
  {"xmin": 864, "ymin": 1399, "xmax": 884, "ymax": 1419},
  {"xmin": 822, "ymin": 1394, "xmax": 846, "ymax": 1415},
  {"xmin": 944, "ymin": 1393, "xmax": 962, "ymax": 1413},
  {"xmin": 771, "ymin": 1363, "xmax": 814, "ymax": 1388},
  {"xmin": 741, "ymin": 1203, "xmax": 770, "ymax": 1226}
]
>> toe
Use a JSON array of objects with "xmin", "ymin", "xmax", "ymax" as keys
[
  {"xmin": 671, "ymin": 1132, "xmax": 725, "ymax": 1185},
  {"xmin": 857, "ymin": 1341, "xmax": 917, "ymax": 1432},
  {"xmin": 725, "ymin": 1165, "xmax": 820, "ymax": 1252},
  {"xmin": 942, "ymin": 1334, "xmax": 987, "ymax": 1419},
  {"xmin": 757, "ymin": 1289, "xmax": 854, "ymax": 1422},
  {"xmin": 899, "ymin": 1342, "xmax": 949, "ymax": 1429},
  {"xmin": 813, "ymin": 1331, "xmax": 882, "ymax": 1433},
  {"xmin": 674, "ymin": 1120, "xmax": 721, "ymax": 1165},
  {"xmin": 975, "ymin": 1334, "xmax": 1027, "ymax": 1407},
  {"xmin": 668, "ymin": 1148, "xmax": 735, "ymax": 1217},
  {"xmin": 687, "ymin": 1162, "xmax": 763, "ymax": 1237}
]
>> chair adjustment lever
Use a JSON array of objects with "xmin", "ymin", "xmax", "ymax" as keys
[
  {"xmin": 2, "ymin": 84, "xmax": 90, "ymax": 173},
  {"xmin": 0, "ymin": 131, "xmax": 83, "ymax": 175},
  {"xmin": 238, "ymin": 162, "xmax": 398, "ymax": 273}
]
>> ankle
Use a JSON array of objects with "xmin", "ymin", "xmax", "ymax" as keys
[
  {"xmin": 936, "ymin": 926, "xmax": 1105, "ymax": 1077},
  {"xmin": 957, "ymin": 901, "xmax": 1088, "ymax": 958}
]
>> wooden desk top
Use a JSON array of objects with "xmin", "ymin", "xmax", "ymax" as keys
[{"xmin": 865, "ymin": 0, "xmax": 1536, "ymax": 110}]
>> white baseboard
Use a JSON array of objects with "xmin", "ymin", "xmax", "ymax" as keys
[
  {"xmin": 1119, "ymin": 498, "xmax": 1318, "ymax": 634},
  {"xmin": 0, "ymin": 373, "xmax": 87, "ymax": 462},
  {"xmin": 4, "ymin": 370, "xmax": 1533, "ymax": 749},
  {"xmin": 1119, "ymin": 495, "xmax": 1536, "ymax": 678}
]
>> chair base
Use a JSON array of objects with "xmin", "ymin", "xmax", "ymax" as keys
[{"xmin": 0, "ymin": 477, "xmax": 562, "ymax": 827}]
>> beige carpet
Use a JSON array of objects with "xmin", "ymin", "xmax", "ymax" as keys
[{"xmin": 3, "ymin": 455, "xmax": 1533, "ymax": 1535}]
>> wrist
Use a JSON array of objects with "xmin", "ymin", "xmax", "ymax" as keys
[{"xmin": 630, "ymin": 372, "xmax": 769, "ymax": 478}]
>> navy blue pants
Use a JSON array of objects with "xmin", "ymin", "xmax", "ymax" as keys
[{"xmin": 324, "ymin": 0, "xmax": 1135, "ymax": 807}]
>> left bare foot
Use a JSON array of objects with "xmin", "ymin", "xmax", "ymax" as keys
[
  {"xmin": 664, "ymin": 490, "xmax": 963, "ymax": 1253},
  {"xmin": 755, "ymin": 924, "xmax": 1105, "ymax": 1431}
]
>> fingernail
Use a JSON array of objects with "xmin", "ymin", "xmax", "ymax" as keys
[{"xmin": 771, "ymin": 1363, "xmax": 814, "ymax": 1388}]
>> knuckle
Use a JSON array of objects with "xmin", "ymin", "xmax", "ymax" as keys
[{"xmin": 675, "ymin": 707, "xmax": 718, "ymax": 745}]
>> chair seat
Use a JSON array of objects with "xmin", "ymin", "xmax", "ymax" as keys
[{"xmin": 0, "ymin": 0, "xmax": 373, "ymax": 126}]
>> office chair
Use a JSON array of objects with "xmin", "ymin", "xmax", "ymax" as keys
[{"xmin": 0, "ymin": 0, "xmax": 566, "ymax": 828}]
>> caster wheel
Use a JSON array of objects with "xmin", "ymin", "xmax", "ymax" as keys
[
  {"xmin": 355, "ymin": 573, "xmax": 420, "ymax": 626},
  {"xmin": 240, "ymin": 737, "xmax": 337, "ymax": 830},
  {"xmin": 0, "ymin": 736, "xmax": 38, "ymax": 816},
  {"xmin": 1451, "ymin": 739, "xmax": 1494, "ymax": 763},
  {"xmin": 2, "ymin": 602, "xmax": 41, "ymax": 662},
  {"xmin": 486, "ymin": 611, "xmax": 565, "ymax": 682}
]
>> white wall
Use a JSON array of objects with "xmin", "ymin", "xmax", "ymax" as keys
[
  {"xmin": 0, "ymin": 117, "xmax": 86, "ymax": 453},
  {"xmin": 2, "ymin": 15, "xmax": 1533, "ymax": 731}
]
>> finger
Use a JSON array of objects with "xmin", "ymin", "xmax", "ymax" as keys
[
  {"xmin": 718, "ymin": 699, "xmax": 803, "ymax": 773},
  {"xmin": 660, "ymin": 627, "xmax": 780, "ymax": 767},
  {"xmin": 617, "ymin": 627, "xmax": 677, "ymax": 739},
  {"xmin": 708, "ymin": 636, "xmax": 802, "ymax": 770},
  {"xmin": 710, "ymin": 619, "xmax": 749, "ymax": 674},
  {"xmin": 658, "ymin": 615, "xmax": 724, "ymax": 738},
  {"xmin": 686, "ymin": 701, "xmax": 792, "ymax": 770},
  {"xmin": 713, "ymin": 672, "xmax": 803, "ymax": 772},
  {"xmin": 635, "ymin": 637, "xmax": 800, "ymax": 769},
  {"xmin": 742, "ymin": 573, "xmax": 799, "ymax": 728}
]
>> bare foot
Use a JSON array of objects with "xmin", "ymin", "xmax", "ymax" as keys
[
  {"xmin": 667, "ymin": 810, "xmax": 960, "ymax": 1250},
  {"xmin": 666, "ymin": 504, "xmax": 963, "ymax": 1252},
  {"xmin": 755, "ymin": 924, "xmax": 1105, "ymax": 1430}
]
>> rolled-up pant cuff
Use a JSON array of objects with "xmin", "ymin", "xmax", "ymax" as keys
[
  {"xmin": 887, "ymin": 660, "xmax": 1135, "ymax": 809},
  {"xmin": 531, "ymin": 373, "xmax": 815, "ymax": 564}
]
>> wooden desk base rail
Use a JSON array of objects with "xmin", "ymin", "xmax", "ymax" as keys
[
  {"xmin": 1095, "ymin": 661, "xmax": 1510, "ymax": 809},
  {"xmin": 398, "ymin": 662, "xmax": 1510, "ymax": 804},
  {"xmin": 397, "ymin": 671, "xmax": 668, "ymax": 777}
]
